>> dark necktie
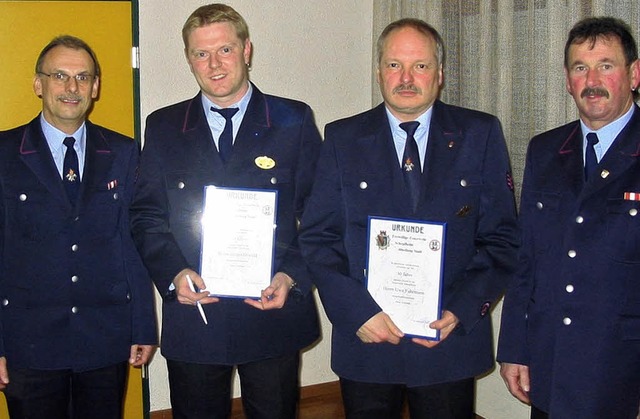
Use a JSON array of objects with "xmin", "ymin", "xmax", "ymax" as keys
[
  {"xmin": 211, "ymin": 107, "xmax": 239, "ymax": 163},
  {"xmin": 63, "ymin": 136, "xmax": 80, "ymax": 202},
  {"xmin": 400, "ymin": 121, "xmax": 421, "ymax": 211},
  {"xmin": 585, "ymin": 132, "xmax": 599, "ymax": 181}
]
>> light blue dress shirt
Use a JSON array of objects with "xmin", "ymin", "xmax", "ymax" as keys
[
  {"xmin": 40, "ymin": 114, "xmax": 86, "ymax": 180},
  {"xmin": 580, "ymin": 104, "xmax": 635, "ymax": 164},
  {"xmin": 202, "ymin": 82, "xmax": 253, "ymax": 149},
  {"xmin": 386, "ymin": 106, "xmax": 433, "ymax": 171}
]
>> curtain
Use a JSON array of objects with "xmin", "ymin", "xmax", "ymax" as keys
[{"xmin": 372, "ymin": 0, "xmax": 640, "ymax": 197}]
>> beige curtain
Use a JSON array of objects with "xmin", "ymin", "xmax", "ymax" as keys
[{"xmin": 372, "ymin": 0, "xmax": 640, "ymax": 196}]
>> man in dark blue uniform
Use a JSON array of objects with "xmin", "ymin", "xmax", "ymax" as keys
[
  {"xmin": 299, "ymin": 18, "xmax": 518, "ymax": 419},
  {"xmin": 0, "ymin": 35, "xmax": 157, "ymax": 419},
  {"xmin": 130, "ymin": 4, "xmax": 321, "ymax": 418},
  {"xmin": 498, "ymin": 17, "xmax": 640, "ymax": 419}
]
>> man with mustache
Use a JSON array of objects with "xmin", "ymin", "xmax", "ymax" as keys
[
  {"xmin": 498, "ymin": 16, "xmax": 640, "ymax": 419},
  {"xmin": 299, "ymin": 18, "xmax": 518, "ymax": 418},
  {"xmin": 0, "ymin": 35, "xmax": 157, "ymax": 418}
]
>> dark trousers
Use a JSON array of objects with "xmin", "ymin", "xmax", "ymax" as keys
[
  {"xmin": 4, "ymin": 362, "xmax": 128, "ymax": 419},
  {"xmin": 340, "ymin": 377, "xmax": 475, "ymax": 419},
  {"xmin": 167, "ymin": 353, "xmax": 300, "ymax": 419},
  {"xmin": 531, "ymin": 405, "xmax": 549, "ymax": 419}
]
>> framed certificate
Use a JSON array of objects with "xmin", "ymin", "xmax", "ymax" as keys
[
  {"xmin": 366, "ymin": 216, "xmax": 446, "ymax": 340},
  {"xmin": 199, "ymin": 186, "xmax": 277, "ymax": 298}
]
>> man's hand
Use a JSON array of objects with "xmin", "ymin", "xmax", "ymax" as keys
[
  {"xmin": 356, "ymin": 312, "xmax": 404, "ymax": 344},
  {"xmin": 174, "ymin": 268, "xmax": 219, "ymax": 305},
  {"xmin": 0, "ymin": 357, "xmax": 8, "ymax": 390},
  {"xmin": 129, "ymin": 345, "xmax": 156, "ymax": 367},
  {"xmin": 412, "ymin": 310, "xmax": 459, "ymax": 348},
  {"xmin": 244, "ymin": 272, "xmax": 294, "ymax": 310},
  {"xmin": 500, "ymin": 362, "xmax": 531, "ymax": 404}
]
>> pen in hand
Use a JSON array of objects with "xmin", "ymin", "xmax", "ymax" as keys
[{"xmin": 186, "ymin": 274, "xmax": 208, "ymax": 325}]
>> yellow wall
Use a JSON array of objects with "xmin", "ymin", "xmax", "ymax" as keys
[{"xmin": 0, "ymin": 1, "xmax": 144, "ymax": 418}]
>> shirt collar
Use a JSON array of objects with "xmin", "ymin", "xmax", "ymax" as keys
[
  {"xmin": 385, "ymin": 105, "xmax": 433, "ymax": 140},
  {"xmin": 201, "ymin": 81, "xmax": 253, "ymax": 115},
  {"xmin": 580, "ymin": 104, "xmax": 635, "ymax": 149},
  {"xmin": 39, "ymin": 113, "xmax": 86, "ymax": 154}
]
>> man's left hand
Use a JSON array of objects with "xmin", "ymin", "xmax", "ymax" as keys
[
  {"xmin": 412, "ymin": 310, "xmax": 459, "ymax": 348},
  {"xmin": 129, "ymin": 345, "xmax": 156, "ymax": 367},
  {"xmin": 244, "ymin": 272, "xmax": 295, "ymax": 310}
]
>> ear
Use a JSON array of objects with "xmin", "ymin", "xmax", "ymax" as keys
[
  {"xmin": 243, "ymin": 38, "xmax": 252, "ymax": 67},
  {"xmin": 91, "ymin": 76, "xmax": 100, "ymax": 99},
  {"xmin": 564, "ymin": 67, "xmax": 573, "ymax": 95},
  {"xmin": 438, "ymin": 64, "xmax": 444, "ymax": 87},
  {"xmin": 630, "ymin": 59, "xmax": 640, "ymax": 91},
  {"xmin": 33, "ymin": 75, "xmax": 43, "ymax": 97}
]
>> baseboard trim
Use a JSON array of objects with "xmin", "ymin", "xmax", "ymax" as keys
[
  {"xmin": 149, "ymin": 380, "xmax": 485, "ymax": 419},
  {"xmin": 149, "ymin": 381, "xmax": 342, "ymax": 419}
]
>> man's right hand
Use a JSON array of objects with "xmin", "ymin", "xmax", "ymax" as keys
[
  {"xmin": 174, "ymin": 268, "xmax": 219, "ymax": 306},
  {"xmin": 500, "ymin": 362, "xmax": 531, "ymax": 404},
  {"xmin": 356, "ymin": 312, "xmax": 404, "ymax": 344},
  {"xmin": 0, "ymin": 357, "xmax": 9, "ymax": 390}
]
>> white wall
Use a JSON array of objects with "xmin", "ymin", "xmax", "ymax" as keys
[
  {"xmin": 139, "ymin": 2, "xmax": 531, "ymax": 418},
  {"xmin": 138, "ymin": 0, "xmax": 373, "ymax": 412}
]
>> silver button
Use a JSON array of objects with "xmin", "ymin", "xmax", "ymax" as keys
[
  {"xmin": 630, "ymin": 208, "xmax": 638, "ymax": 217},
  {"xmin": 71, "ymin": 307, "xmax": 78, "ymax": 314},
  {"xmin": 72, "ymin": 275, "xmax": 79, "ymax": 283},
  {"xmin": 270, "ymin": 177, "xmax": 277, "ymax": 185},
  {"xmin": 2, "ymin": 299, "xmax": 8, "ymax": 306},
  {"xmin": 359, "ymin": 181, "xmax": 368, "ymax": 189},
  {"xmin": 600, "ymin": 170, "xmax": 609, "ymax": 179},
  {"xmin": 178, "ymin": 181, "xmax": 185, "ymax": 189},
  {"xmin": 563, "ymin": 317, "xmax": 572, "ymax": 325},
  {"xmin": 536, "ymin": 202, "xmax": 543, "ymax": 210},
  {"xmin": 71, "ymin": 244, "xmax": 79, "ymax": 252},
  {"xmin": 568, "ymin": 250, "xmax": 576, "ymax": 258},
  {"xmin": 460, "ymin": 179, "xmax": 468, "ymax": 187},
  {"xmin": 19, "ymin": 194, "xmax": 27, "ymax": 202},
  {"xmin": 575, "ymin": 216, "xmax": 584, "ymax": 224},
  {"xmin": 126, "ymin": 293, "xmax": 131, "ymax": 301},
  {"xmin": 565, "ymin": 284, "xmax": 574, "ymax": 293},
  {"xmin": 112, "ymin": 192, "xmax": 119, "ymax": 200}
]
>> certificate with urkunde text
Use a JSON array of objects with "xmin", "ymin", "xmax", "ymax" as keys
[
  {"xmin": 200, "ymin": 186, "xmax": 277, "ymax": 298},
  {"xmin": 366, "ymin": 216, "xmax": 445, "ymax": 340}
]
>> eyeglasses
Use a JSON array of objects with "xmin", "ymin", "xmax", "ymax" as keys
[{"xmin": 37, "ymin": 72, "xmax": 95, "ymax": 85}]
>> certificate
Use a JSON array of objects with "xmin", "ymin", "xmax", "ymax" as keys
[
  {"xmin": 200, "ymin": 186, "xmax": 277, "ymax": 298},
  {"xmin": 366, "ymin": 217, "xmax": 445, "ymax": 340}
]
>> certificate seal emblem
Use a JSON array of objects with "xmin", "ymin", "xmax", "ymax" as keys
[
  {"xmin": 429, "ymin": 239, "xmax": 441, "ymax": 251},
  {"xmin": 255, "ymin": 156, "xmax": 276, "ymax": 169},
  {"xmin": 376, "ymin": 230, "xmax": 390, "ymax": 250}
]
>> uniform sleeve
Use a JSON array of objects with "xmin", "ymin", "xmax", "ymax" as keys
[
  {"xmin": 273, "ymin": 104, "xmax": 322, "ymax": 296},
  {"xmin": 497, "ymin": 142, "xmax": 536, "ymax": 365},
  {"xmin": 444, "ymin": 116, "xmax": 520, "ymax": 333},
  {"xmin": 299, "ymin": 124, "xmax": 382, "ymax": 335},
  {"xmin": 122, "ymin": 140, "xmax": 158, "ymax": 345}
]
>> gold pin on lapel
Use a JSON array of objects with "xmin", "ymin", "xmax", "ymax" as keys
[{"xmin": 255, "ymin": 156, "xmax": 276, "ymax": 169}]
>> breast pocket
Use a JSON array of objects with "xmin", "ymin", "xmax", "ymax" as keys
[
  {"xmin": 523, "ymin": 190, "xmax": 562, "ymax": 253},
  {"xmin": 605, "ymin": 198, "xmax": 640, "ymax": 263}
]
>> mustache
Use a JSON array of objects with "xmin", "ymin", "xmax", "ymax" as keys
[
  {"xmin": 393, "ymin": 84, "xmax": 420, "ymax": 94},
  {"xmin": 58, "ymin": 95, "xmax": 83, "ymax": 101},
  {"xmin": 581, "ymin": 87, "xmax": 609, "ymax": 98}
]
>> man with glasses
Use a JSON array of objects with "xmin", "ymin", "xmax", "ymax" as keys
[{"xmin": 0, "ymin": 35, "xmax": 157, "ymax": 419}]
